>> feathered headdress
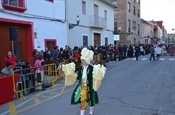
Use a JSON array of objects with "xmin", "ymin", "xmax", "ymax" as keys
[{"xmin": 81, "ymin": 47, "xmax": 94, "ymax": 64}]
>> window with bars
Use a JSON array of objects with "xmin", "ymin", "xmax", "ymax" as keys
[
  {"xmin": 83, "ymin": 36, "xmax": 88, "ymax": 47},
  {"xmin": 132, "ymin": 20, "xmax": 136, "ymax": 31},
  {"xmin": 133, "ymin": 6, "xmax": 136, "ymax": 15},
  {"xmin": 2, "ymin": 0, "xmax": 26, "ymax": 12},
  {"xmin": 104, "ymin": 10, "xmax": 107, "ymax": 20},
  {"xmin": 105, "ymin": 37, "xmax": 108, "ymax": 45},
  {"xmin": 128, "ymin": 19, "xmax": 131, "ymax": 33},
  {"xmin": 137, "ymin": 0, "xmax": 140, "ymax": 4},
  {"xmin": 82, "ymin": 1, "xmax": 86, "ymax": 15},
  {"xmin": 137, "ymin": 9, "xmax": 140, "ymax": 17},
  {"xmin": 128, "ymin": 2, "xmax": 131, "ymax": 12},
  {"xmin": 138, "ymin": 24, "xmax": 140, "ymax": 35},
  {"xmin": 3, "ymin": 0, "xmax": 25, "ymax": 7}
]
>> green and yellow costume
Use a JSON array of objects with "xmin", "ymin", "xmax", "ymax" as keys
[{"xmin": 71, "ymin": 65, "xmax": 99, "ymax": 107}]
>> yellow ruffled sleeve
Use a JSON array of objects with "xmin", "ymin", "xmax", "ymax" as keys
[
  {"xmin": 92, "ymin": 64, "xmax": 106, "ymax": 91},
  {"xmin": 62, "ymin": 62, "xmax": 77, "ymax": 86}
]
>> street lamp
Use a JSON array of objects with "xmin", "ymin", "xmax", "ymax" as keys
[
  {"xmin": 69, "ymin": 15, "xmax": 80, "ymax": 29},
  {"xmin": 118, "ymin": 26, "xmax": 121, "ymax": 32}
]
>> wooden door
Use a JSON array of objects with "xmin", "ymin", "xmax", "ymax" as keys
[
  {"xmin": 45, "ymin": 39, "xmax": 56, "ymax": 51},
  {"xmin": 94, "ymin": 33, "xmax": 101, "ymax": 46}
]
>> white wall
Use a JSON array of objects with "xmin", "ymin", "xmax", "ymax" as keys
[
  {"xmin": 0, "ymin": 0, "xmax": 67, "ymax": 51},
  {"xmin": 67, "ymin": 0, "xmax": 114, "ymax": 31},
  {"xmin": 67, "ymin": 0, "xmax": 115, "ymax": 48}
]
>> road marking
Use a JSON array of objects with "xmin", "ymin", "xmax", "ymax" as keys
[
  {"xmin": 47, "ymin": 92, "xmax": 59, "ymax": 94},
  {"xmin": 132, "ymin": 58, "xmax": 136, "ymax": 60},
  {"xmin": 159, "ymin": 58, "xmax": 165, "ymax": 60},
  {"xmin": 126, "ymin": 58, "xmax": 131, "ymax": 60},
  {"xmin": 9, "ymin": 101, "xmax": 16, "ymax": 115},
  {"xmin": 141, "ymin": 58, "xmax": 147, "ymax": 60},
  {"xmin": 37, "ymin": 95, "xmax": 52, "ymax": 98},
  {"xmin": 32, "ymin": 95, "xmax": 41, "ymax": 104},
  {"xmin": 15, "ymin": 87, "xmax": 74, "ymax": 114},
  {"xmin": 169, "ymin": 58, "xmax": 174, "ymax": 61},
  {"xmin": 15, "ymin": 94, "xmax": 61, "ymax": 114},
  {"xmin": 1, "ymin": 98, "xmax": 33, "ymax": 115}
]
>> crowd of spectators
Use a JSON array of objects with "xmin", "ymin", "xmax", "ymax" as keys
[{"xmin": 32, "ymin": 44, "xmax": 157, "ymax": 67}]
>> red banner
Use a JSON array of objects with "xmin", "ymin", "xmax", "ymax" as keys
[{"xmin": 0, "ymin": 74, "xmax": 20, "ymax": 105}]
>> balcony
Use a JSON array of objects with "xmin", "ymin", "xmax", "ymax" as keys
[
  {"xmin": 89, "ymin": 15, "xmax": 107, "ymax": 29},
  {"xmin": 2, "ymin": 0, "xmax": 27, "ymax": 12}
]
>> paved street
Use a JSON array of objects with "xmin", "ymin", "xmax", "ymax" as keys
[{"xmin": 1, "ymin": 55, "xmax": 175, "ymax": 115}]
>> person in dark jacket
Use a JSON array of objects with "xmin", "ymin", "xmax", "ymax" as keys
[
  {"xmin": 150, "ymin": 45, "xmax": 155, "ymax": 61},
  {"xmin": 101, "ymin": 46, "xmax": 107, "ymax": 67},
  {"xmin": 134, "ymin": 44, "xmax": 140, "ymax": 61}
]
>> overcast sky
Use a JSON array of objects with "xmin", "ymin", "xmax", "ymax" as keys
[{"xmin": 141, "ymin": 0, "xmax": 175, "ymax": 33}]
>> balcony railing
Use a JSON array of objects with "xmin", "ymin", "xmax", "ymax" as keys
[{"xmin": 89, "ymin": 15, "xmax": 107, "ymax": 29}]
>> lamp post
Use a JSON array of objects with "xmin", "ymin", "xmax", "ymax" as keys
[{"xmin": 69, "ymin": 15, "xmax": 80, "ymax": 29}]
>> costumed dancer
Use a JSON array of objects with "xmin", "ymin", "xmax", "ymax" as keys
[{"xmin": 69, "ymin": 47, "xmax": 106, "ymax": 115}]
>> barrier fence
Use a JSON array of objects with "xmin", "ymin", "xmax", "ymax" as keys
[{"xmin": 12, "ymin": 63, "xmax": 58, "ymax": 100}]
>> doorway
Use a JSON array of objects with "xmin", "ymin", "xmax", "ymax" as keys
[
  {"xmin": 45, "ymin": 39, "xmax": 56, "ymax": 51},
  {"xmin": 13, "ymin": 42, "xmax": 22, "ymax": 62},
  {"xmin": 94, "ymin": 33, "xmax": 101, "ymax": 46}
]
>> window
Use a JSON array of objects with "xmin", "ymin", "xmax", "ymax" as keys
[
  {"xmin": 137, "ymin": 9, "xmax": 140, "ymax": 17},
  {"xmin": 82, "ymin": 1, "xmax": 86, "ymax": 15},
  {"xmin": 133, "ymin": 6, "xmax": 136, "ymax": 15},
  {"xmin": 137, "ymin": 0, "xmax": 140, "ymax": 4},
  {"xmin": 114, "ymin": 22, "xmax": 118, "ymax": 32},
  {"xmin": 128, "ymin": 19, "xmax": 131, "ymax": 33},
  {"xmin": 104, "ymin": 10, "xmax": 107, "ymax": 20},
  {"xmin": 105, "ymin": 37, "xmax": 108, "ymax": 45},
  {"xmin": 83, "ymin": 35, "xmax": 88, "ymax": 47},
  {"xmin": 138, "ymin": 24, "xmax": 140, "ymax": 35},
  {"xmin": 128, "ymin": 2, "xmax": 130, "ymax": 12},
  {"xmin": 2, "ymin": 0, "xmax": 26, "ymax": 12},
  {"xmin": 132, "ymin": 20, "xmax": 136, "ymax": 31}
]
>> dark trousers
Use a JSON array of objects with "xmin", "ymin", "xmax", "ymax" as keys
[
  {"xmin": 135, "ymin": 55, "xmax": 139, "ymax": 60},
  {"xmin": 150, "ymin": 54, "xmax": 155, "ymax": 60},
  {"xmin": 135, "ymin": 53, "xmax": 139, "ymax": 60}
]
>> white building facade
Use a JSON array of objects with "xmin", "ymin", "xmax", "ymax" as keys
[
  {"xmin": 141, "ymin": 19, "xmax": 153, "ymax": 44},
  {"xmin": 67, "ymin": 0, "xmax": 116, "ymax": 48},
  {"xmin": 0, "ymin": 0, "xmax": 67, "ymax": 52}
]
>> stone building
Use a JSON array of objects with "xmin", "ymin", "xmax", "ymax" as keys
[{"xmin": 110, "ymin": 0, "xmax": 142, "ymax": 45}]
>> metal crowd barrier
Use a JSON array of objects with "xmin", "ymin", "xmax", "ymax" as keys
[{"xmin": 12, "ymin": 63, "xmax": 58, "ymax": 100}]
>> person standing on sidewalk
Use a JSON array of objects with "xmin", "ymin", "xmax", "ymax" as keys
[
  {"xmin": 149, "ymin": 45, "xmax": 155, "ymax": 61},
  {"xmin": 134, "ymin": 44, "xmax": 140, "ymax": 61},
  {"xmin": 155, "ymin": 45, "xmax": 162, "ymax": 60}
]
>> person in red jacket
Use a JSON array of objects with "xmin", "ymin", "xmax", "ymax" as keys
[
  {"xmin": 4, "ymin": 51, "xmax": 17, "ymax": 67},
  {"xmin": 73, "ymin": 47, "xmax": 81, "ymax": 68}
]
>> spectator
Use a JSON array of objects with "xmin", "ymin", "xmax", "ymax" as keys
[
  {"xmin": 43, "ymin": 47, "xmax": 51, "ymax": 61},
  {"xmin": 33, "ymin": 49, "xmax": 38, "ymax": 58},
  {"xmin": 101, "ymin": 46, "xmax": 107, "ymax": 67},
  {"xmin": 4, "ymin": 51, "xmax": 17, "ymax": 67},
  {"xmin": 1, "ymin": 63, "xmax": 13, "ymax": 75},
  {"xmin": 155, "ymin": 45, "xmax": 162, "ymax": 60},
  {"xmin": 134, "ymin": 44, "xmax": 140, "ymax": 61},
  {"xmin": 34, "ymin": 51, "xmax": 45, "ymax": 86},
  {"xmin": 149, "ymin": 45, "xmax": 155, "ymax": 61}
]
